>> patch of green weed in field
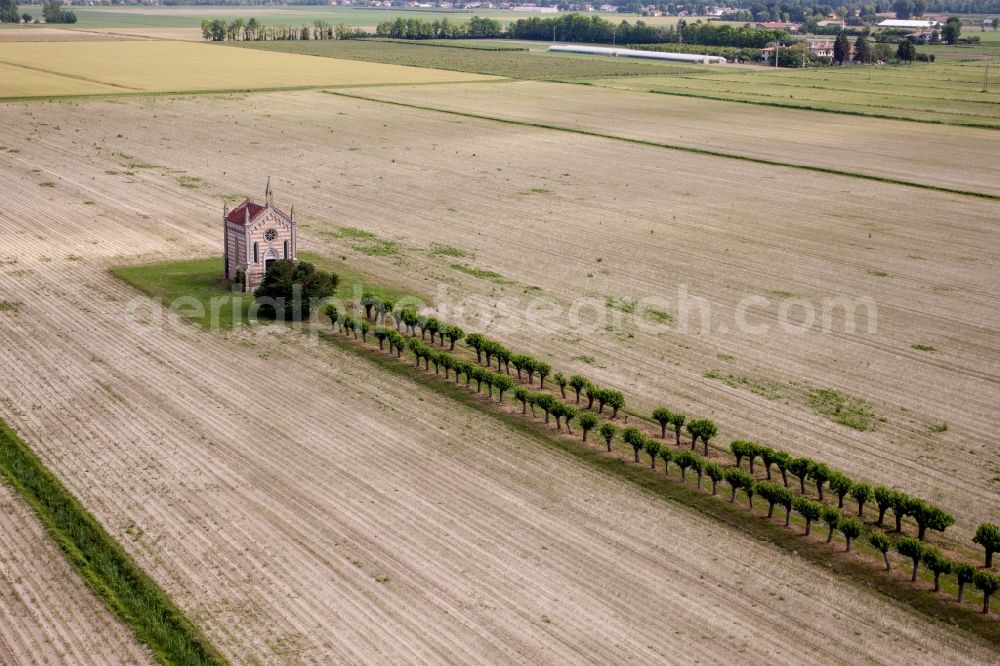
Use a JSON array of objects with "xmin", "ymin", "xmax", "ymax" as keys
[
  {"xmin": 450, "ymin": 263, "xmax": 510, "ymax": 284},
  {"xmin": 808, "ymin": 388, "xmax": 876, "ymax": 431},
  {"xmin": 705, "ymin": 370, "xmax": 782, "ymax": 400}
]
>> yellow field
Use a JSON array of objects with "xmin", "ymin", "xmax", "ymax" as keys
[
  {"xmin": 0, "ymin": 65, "xmax": 125, "ymax": 98},
  {"xmin": 0, "ymin": 41, "xmax": 496, "ymax": 98}
]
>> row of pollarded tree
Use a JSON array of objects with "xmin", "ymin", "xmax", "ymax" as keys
[{"xmin": 319, "ymin": 295, "xmax": 1000, "ymax": 613}]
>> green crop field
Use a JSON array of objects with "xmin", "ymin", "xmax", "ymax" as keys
[
  {"xmin": 235, "ymin": 39, "xmax": 703, "ymax": 80},
  {"xmin": 585, "ymin": 59, "xmax": 1000, "ymax": 127}
]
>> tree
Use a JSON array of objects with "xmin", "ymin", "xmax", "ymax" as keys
[
  {"xmin": 535, "ymin": 362, "xmax": 551, "ymax": 388},
  {"xmin": 659, "ymin": 447, "xmax": 674, "ymax": 475},
  {"xmin": 896, "ymin": 537, "xmax": 925, "ymax": 582},
  {"xmin": 853, "ymin": 34, "xmax": 872, "ymax": 63},
  {"xmin": 869, "ymin": 531, "xmax": 892, "ymax": 570},
  {"xmin": 759, "ymin": 447, "xmax": 778, "ymax": 480},
  {"xmin": 893, "ymin": 0, "xmax": 912, "ymax": 19},
  {"xmin": 514, "ymin": 386, "xmax": 530, "ymax": 414},
  {"xmin": 772, "ymin": 451, "xmax": 791, "ymax": 487},
  {"xmin": 889, "ymin": 492, "xmax": 912, "ymax": 533},
  {"xmin": 839, "ymin": 517, "xmax": 862, "ymax": 552},
  {"xmin": 42, "ymin": 0, "xmax": 76, "ymax": 24},
  {"xmin": 690, "ymin": 453, "xmax": 706, "ymax": 489},
  {"xmin": 705, "ymin": 462, "xmax": 724, "ymax": 495},
  {"xmin": 973, "ymin": 523, "xmax": 1000, "ymax": 568},
  {"xmin": 730, "ymin": 440, "xmax": 752, "ymax": 469},
  {"xmin": 622, "ymin": 427, "xmax": 644, "ymax": 464},
  {"xmin": 511, "ymin": 354, "xmax": 529, "ymax": 380},
  {"xmin": 466, "ymin": 333, "xmax": 487, "ymax": 363},
  {"xmin": 829, "ymin": 472, "xmax": 852, "ymax": 509},
  {"xmin": 955, "ymin": 563, "xmax": 975, "ymax": 603},
  {"xmin": 743, "ymin": 475, "xmax": 757, "ymax": 509},
  {"xmin": 553, "ymin": 372, "xmax": 568, "ymax": 399},
  {"xmin": 821, "ymin": 506, "xmax": 841, "ymax": 543},
  {"xmin": 1, "ymin": 0, "xmax": 19, "ymax": 23},
  {"xmin": 644, "ymin": 438, "xmax": 661, "ymax": 469},
  {"xmin": 358, "ymin": 319, "xmax": 370, "ymax": 343},
  {"xmin": 807, "ymin": 462, "xmax": 832, "ymax": 501},
  {"xmin": 321, "ymin": 303, "xmax": 340, "ymax": 331},
  {"xmin": 745, "ymin": 442, "xmax": 763, "ymax": 474},
  {"xmin": 758, "ymin": 482, "xmax": 792, "ymax": 522},
  {"xmin": 896, "ymin": 39, "xmax": 916, "ymax": 62},
  {"xmin": 675, "ymin": 450, "xmax": 695, "ymax": 482},
  {"xmin": 254, "ymin": 260, "xmax": 337, "ymax": 320},
  {"xmin": 910, "ymin": 500, "xmax": 953, "ymax": 541},
  {"xmin": 652, "ymin": 407, "xmax": 673, "ymax": 439},
  {"xmin": 524, "ymin": 358, "xmax": 539, "ymax": 385},
  {"xmin": 605, "ymin": 390, "xmax": 625, "ymax": 418},
  {"xmin": 400, "ymin": 307, "xmax": 420, "ymax": 337},
  {"xmin": 921, "ymin": 548, "xmax": 951, "ymax": 592},
  {"xmin": 974, "ymin": 571, "xmax": 1000, "ymax": 614},
  {"xmin": 833, "ymin": 30, "xmax": 851, "ymax": 65},
  {"xmin": 873, "ymin": 486, "xmax": 895, "ymax": 526},
  {"xmin": 669, "ymin": 412, "xmax": 686, "ymax": 447},
  {"xmin": 850, "ymin": 483, "xmax": 873, "ymax": 519},
  {"xmin": 788, "ymin": 457, "xmax": 812, "ymax": 494},
  {"xmin": 373, "ymin": 325, "xmax": 389, "ymax": 351},
  {"xmin": 568, "ymin": 375, "xmax": 588, "ymax": 403},
  {"xmin": 536, "ymin": 393, "xmax": 556, "ymax": 424},
  {"xmin": 421, "ymin": 316, "xmax": 439, "ymax": 342},
  {"xmin": 444, "ymin": 325, "xmax": 464, "ymax": 350},
  {"xmin": 794, "ymin": 497, "xmax": 822, "ymax": 536},
  {"xmin": 578, "ymin": 412, "xmax": 598, "ymax": 441},
  {"xmin": 941, "ymin": 16, "xmax": 961, "ymax": 45},
  {"xmin": 439, "ymin": 352, "xmax": 455, "ymax": 379},
  {"xmin": 724, "ymin": 468, "xmax": 753, "ymax": 504},
  {"xmin": 598, "ymin": 422, "xmax": 617, "ymax": 452},
  {"xmin": 342, "ymin": 316, "xmax": 356, "ymax": 338},
  {"xmin": 493, "ymin": 374, "xmax": 514, "ymax": 403},
  {"xmin": 687, "ymin": 419, "xmax": 717, "ymax": 456}
]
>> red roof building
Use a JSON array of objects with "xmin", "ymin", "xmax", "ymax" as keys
[{"xmin": 222, "ymin": 178, "xmax": 297, "ymax": 292}]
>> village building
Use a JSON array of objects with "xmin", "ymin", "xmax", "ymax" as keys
[{"xmin": 223, "ymin": 179, "xmax": 297, "ymax": 292}]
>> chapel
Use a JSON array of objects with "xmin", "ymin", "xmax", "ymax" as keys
[{"xmin": 223, "ymin": 178, "xmax": 297, "ymax": 292}]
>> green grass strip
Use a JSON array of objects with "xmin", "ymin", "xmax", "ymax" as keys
[
  {"xmin": 323, "ymin": 89, "xmax": 1000, "ymax": 201},
  {"xmin": 0, "ymin": 420, "xmax": 226, "ymax": 666}
]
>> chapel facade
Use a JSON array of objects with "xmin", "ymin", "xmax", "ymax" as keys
[{"xmin": 223, "ymin": 178, "xmax": 297, "ymax": 292}]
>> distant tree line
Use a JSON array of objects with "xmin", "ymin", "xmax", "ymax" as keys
[
  {"xmin": 201, "ymin": 17, "xmax": 367, "ymax": 41},
  {"xmin": 0, "ymin": 0, "xmax": 18, "ymax": 24},
  {"xmin": 507, "ymin": 15, "xmax": 788, "ymax": 48},
  {"xmin": 375, "ymin": 16, "xmax": 504, "ymax": 39},
  {"xmin": 42, "ymin": 0, "xmax": 76, "ymax": 24}
]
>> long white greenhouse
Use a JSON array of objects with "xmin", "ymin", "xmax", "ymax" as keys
[{"xmin": 547, "ymin": 44, "xmax": 727, "ymax": 64}]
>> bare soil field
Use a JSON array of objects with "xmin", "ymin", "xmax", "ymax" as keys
[
  {"xmin": 0, "ymin": 26, "xmax": 140, "ymax": 42},
  {"xmin": 0, "ymin": 481, "xmax": 153, "ymax": 665},
  {"xmin": 5, "ymin": 89, "xmax": 992, "ymax": 537},
  {"xmin": 0, "ymin": 95, "xmax": 996, "ymax": 662},
  {"xmin": 325, "ymin": 80, "xmax": 1000, "ymax": 196}
]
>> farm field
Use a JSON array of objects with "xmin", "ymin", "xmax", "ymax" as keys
[
  {"xmin": 0, "ymin": 479, "xmax": 153, "ymax": 664},
  {"xmin": 236, "ymin": 39, "xmax": 699, "ymax": 80},
  {"xmin": 0, "ymin": 102, "xmax": 997, "ymax": 661},
  {"xmin": 335, "ymin": 79, "xmax": 1000, "ymax": 196},
  {"xmin": 6, "ymin": 87, "xmax": 994, "ymax": 540},
  {"xmin": 589, "ymin": 60, "xmax": 1000, "ymax": 127},
  {"xmin": 0, "ymin": 41, "xmax": 495, "ymax": 99}
]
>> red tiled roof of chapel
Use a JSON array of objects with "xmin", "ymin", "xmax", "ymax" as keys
[{"xmin": 226, "ymin": 199, "xmax": 265, "ymax": 226}]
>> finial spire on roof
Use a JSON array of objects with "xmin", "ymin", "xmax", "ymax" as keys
[{"xmin": 265, "ymin": 176, "xmax": 273, "ymax": 206}]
